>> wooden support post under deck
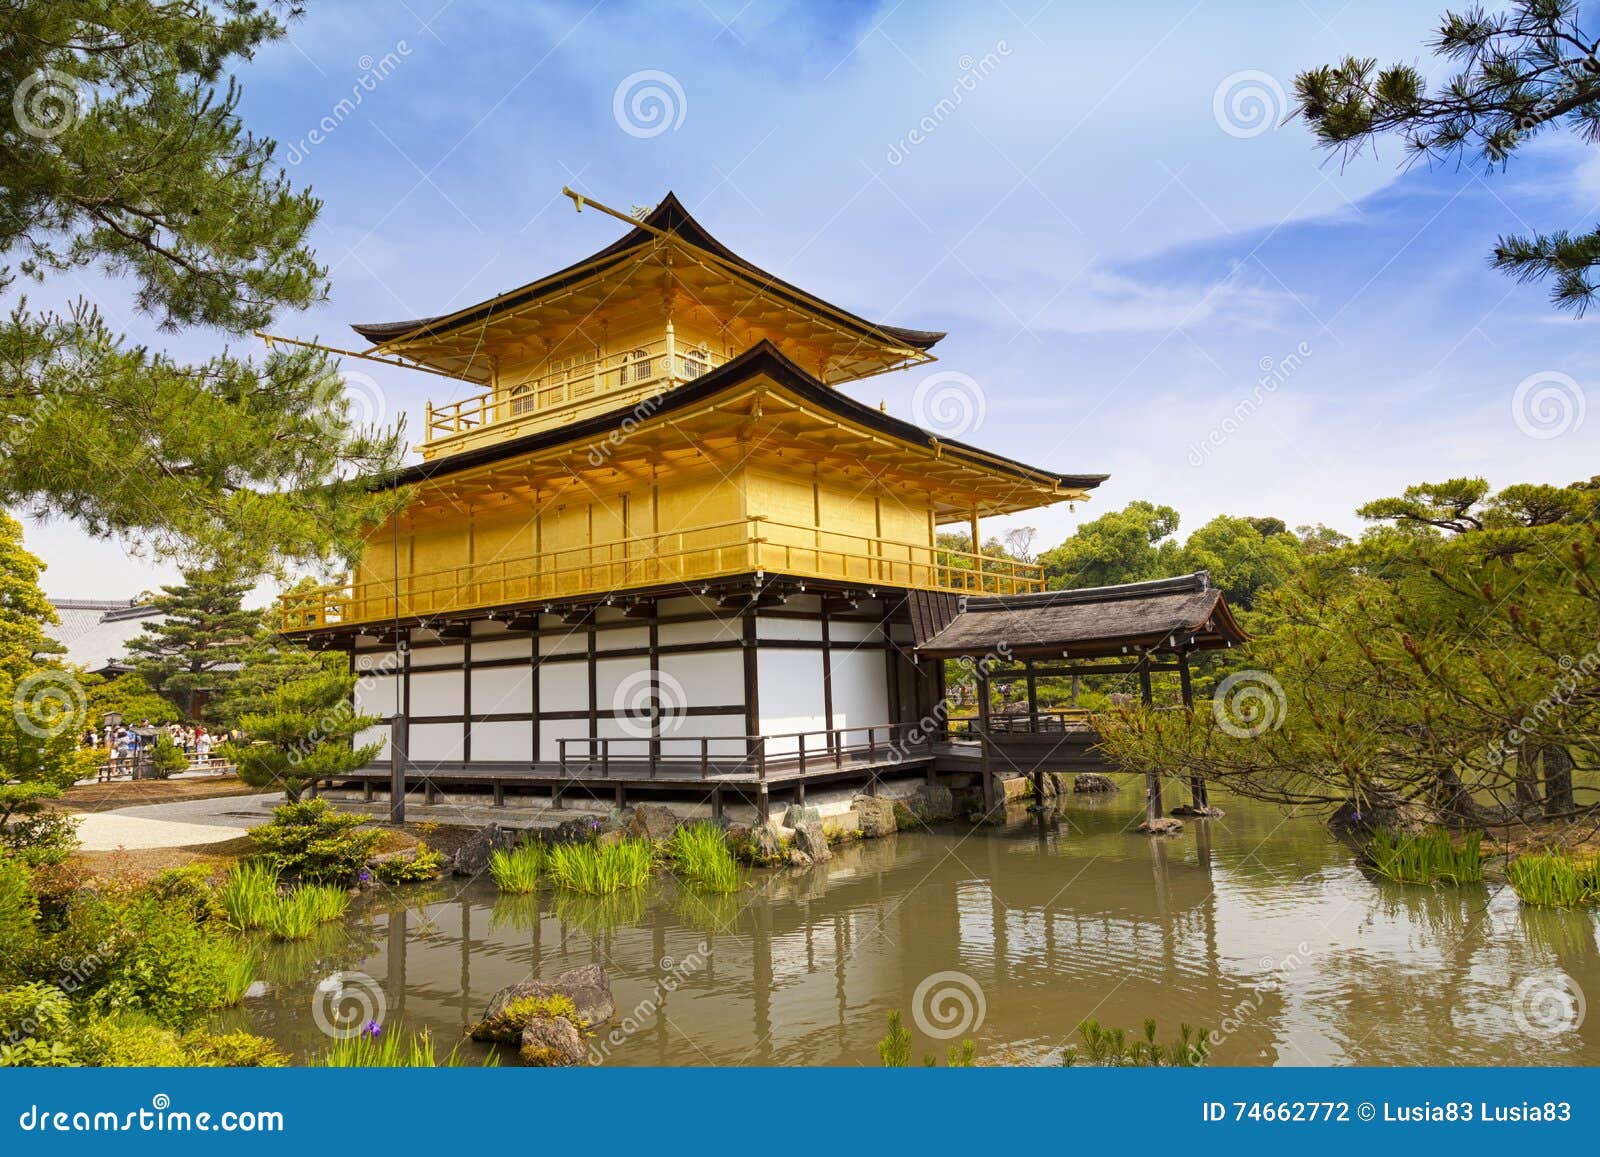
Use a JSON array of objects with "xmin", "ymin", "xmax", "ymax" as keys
[
  {"xmin": 424, "ymin": 779, "xmax": 438, "ymax": 806},
  {"xmin": 362, "ymin": 780, "xmax": 374, "ymax": 804},
  {"xmin": 977, "ymin": 668, "xmax": 994, "ymax": 811},
  {"xmin": 1179, "ymin": 653, "xmax": 1206, "ymax": 810},
  {"xmin": 493, "ymin": 781, "xmax": 505, "ymax": 807},
  {"xmin": 1139, "ymin": 662, "xmax": 1161, "ymax": 824}
]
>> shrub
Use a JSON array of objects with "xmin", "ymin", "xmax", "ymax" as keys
[
  {"xmin": 373, "ymin": 842, "xmax": 447, "ymax": 885},
  {"xmin": 488, "ymin": 842, "xmax": 544, "ymax": 893},
  {"xmin": 0, "ymin": 982, "xmax": 72, "ymax": 1048},
  {"xmin": 0, "ymin": 784, "xmax": 79, "ymax": 866},
  {"xmin": 0, "ymin": 1037, "xmax": 77, "ymax": 1066},
  {"xmin": 149, "ymin": 734, "xmax": 189, "ymax": 779},
  {"xmin": 248, "ymin": 798, "xmax": 381, "ymax": 884},
  {"xmin": 182, "ymin": 1029, "xmax": 289, "ymax": 1067},
  {"xmin": 77, "ymin": 1012, "xmax": 190, "ymax": 1066},
  {"xmin": 0, "ymin": 855, "xmax": 39, "ymax": 979},
  {"xmin": 90, "ymin": 895, "xmax": 248, "ymax": 1028}
]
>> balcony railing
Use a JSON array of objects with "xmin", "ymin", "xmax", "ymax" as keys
[
  {"xmin": 276, "ymin": 516, "xmax": 1043, "ymax": 632},
  {"xmin": 424, "ymin": 333, "xmax": 727, "ymax": 445}
]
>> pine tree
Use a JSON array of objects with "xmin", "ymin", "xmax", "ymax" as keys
[
  {"xmin": 126, "ymin": 567, "xmax": 259, "ymax": 718},
  {"xmin": 219, "ymin": 668, "xmax": 380, "ymax": 802},
  {"xmin": 0, "ymin": 1, "xmax": 404, "ymax": 570}
]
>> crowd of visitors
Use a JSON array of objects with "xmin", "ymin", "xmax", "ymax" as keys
[{"xmin": 79, "ymin": 720, "xmax": 237, "ymax": 780}]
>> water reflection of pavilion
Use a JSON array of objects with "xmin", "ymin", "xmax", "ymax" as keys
[{"xmin": 359, "ymin": 807, "xmax": 1287, "ymax": 1065}]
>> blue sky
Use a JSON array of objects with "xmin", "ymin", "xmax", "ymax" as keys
[{"xmin": 27, "ymin": 0, "xmax": 1600, "ymax": 598}]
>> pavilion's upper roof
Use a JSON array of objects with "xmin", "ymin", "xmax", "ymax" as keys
[{"xmin": 350, "ymin": 193, "xmax": 945, "ymax": 385}]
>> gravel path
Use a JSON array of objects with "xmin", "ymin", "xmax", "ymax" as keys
[{"xmin": 73, "ymin": 812, "xmax": 249, "ymax": 851}]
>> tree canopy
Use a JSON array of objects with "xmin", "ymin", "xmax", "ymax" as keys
[
  {"xmin": 0, "ymin": 0, "xmax": 403, "ymax": 571},
  {"xmin": 1296, "ymin": 0, "xmax": 1600, "ymax": 312},
  {"xmin": 126, "ymin": 566, "xmax": 258, "ymax": 717}
]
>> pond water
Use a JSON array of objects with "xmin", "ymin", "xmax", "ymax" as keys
[{"xmin": 218, "ymin": 791, "xmax": 1600, "ymax": 1065}]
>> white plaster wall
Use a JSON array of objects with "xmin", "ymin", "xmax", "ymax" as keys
[
  {"xmin": 658, "ymin": 617, "xmax": 738, "ymax": 647},
  {"xmin": 595, "ymin": 625, "xmax": 649, "ymax": 651},
  {"xmin": 757, "ymin": 616, "xmax": 824, "ymax": 641},
  {"xmin": 758, "ymin": 649, "xmax": 826, "ymax": 756},
  {"xmin": 538, "ymin": 660, "xmax": 589, "ymax": 712},
  {"xmin": 410, "ymin": 669, "xmax": 464, "ymax": 717},
  {"xmin": 659, "ymin": 649, "xmax": 743, "ymax": 707},
  {"xmin": 472, "ymin": 666, "xmax": 533, "ymax": 715},
  {"xmin": 409, "ymin": 722, "xmax": 464, "ymax": 762},
  {"xmin": 411, "ymin": 643, "xmax": 464, "ymax": 668},
  {"xmin": 471, "ymin": 636, "xmax": 532, "ymax": 661},
  {"xmin": 828, "ymin": 645, "xmax": 891, "ymax": 733},
  {"xmin": 353, "ymin": 672, "xmax": 400, "ymax": 719},
  {"xmin": 539, "ymin": 717, "xmax": 589, "ymax": 762},
  {"xmin": 469, "ymin": 720, "xmax": 530, "ymax": 761}
]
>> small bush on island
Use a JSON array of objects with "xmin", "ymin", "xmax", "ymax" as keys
[
  {"xmin": 373, "ymin": 842, "xmax": 447, "ymax": 886},
  {"xmin": 248, "ymin": 798, "xmax": 381, "ymax": 884}
]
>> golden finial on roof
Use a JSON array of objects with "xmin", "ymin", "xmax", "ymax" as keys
[{"xmin": 879, "ymin": 399, "xmax": 886, "ymax": 412}]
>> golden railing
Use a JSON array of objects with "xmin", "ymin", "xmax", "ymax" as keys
[
  {"xmin": 424, "ymin": 334, "xmax": 727, "ymax": 444},
  {"xmin": 276, "ymin": 517, "xmax": 1042, "ymax": 632}
]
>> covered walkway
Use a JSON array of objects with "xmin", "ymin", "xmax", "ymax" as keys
[{"xmin": 914, "ymin": 572, "xmax": 1249, "ymax": 827}]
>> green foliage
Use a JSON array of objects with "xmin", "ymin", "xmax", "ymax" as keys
[
  {"xmin": 1294, "ymin": 4, "xmax": 1600, "ymax": 312},
  {"xmin": 1097, "ymin": 478, "xmax": 1600, "ymax": 828},
  {"xmin": 311, "ymin": 1027, "xmax": 487, "ymax": 1068},
  {"xmin": 1365, "ymin": 829, "xmax": 1484, "ymax": 886},
  {"xmin": 0, "ymin": 786, "xmax": 79, "ymax": 865},
  {"xmin": 1039, "ymin": 501, "xmax": 1182, "ymax": 589},
  {"xmin": 246, "ymin": 798, "xmax": 381, "ymax": 883},
  {"xmin": 179, "ymin": 1029, "xmax": 289, "ymax": 1068},
  {"xmin": 666, "ymin": 822, "xmax": 745, "ymax": 894},
  {"xmin": 469, "ymin": 993, "xmax": 584, "ymax": 1043},
  {"xmin": 222, "ymin": 669, "xmax": 381, "ymax": 802},
  {"xmin": 546, "ymin": 838, "xmax": 655, "ymax": 895},
  {"xmin": 263, "ymin": 884, "xmax": 348, "ymax": 941},
  {"xmin": 148, "ymin": 733, "xmax": 189, "ymax": 779},
  {"xmin": 0, "ymin": 856, "xmax": 40, "ymax": 980},
  {"xmin": 82, "ymin": 671, "xmax": 181, "ymax": 726},
  {"xmin": 127, "ymin": 567, "xmax": 259, "ymax": 716},
  {"xmin": 1061, "ymin": 1017, "xmax": 1211, "ymax": 1067},
  {"xmin": 878, "ymin": 1009, "xmax": 913, "ymax": 1067},
  {"xmin": 1507, "ymin": 853, "xmax": 1600, "ymax": 908},
  {"xmin": 489, "ymin": 842, "xmax": 545, "ymax": 893},
  {"xmin": 219, "ymin": 861, "xmax": 280, "ymax": 930},
  {"xmin": 372, "ymin": 842, "xmax": 446, "ymax": 885},
  {"xmin": 0, "ymin": 1, "xmax": 405, "ymax": 567},
  {"xmin": 77, "ymin": 1012, "xmax": 191, "ymax": 1067},
  {"xmin": 90, "ymin": 894, "xmax": 255, "ymax": 1029},
  {"xmin": 0, "ymin": 982, "xmax": 72, "ymax": 1046}
]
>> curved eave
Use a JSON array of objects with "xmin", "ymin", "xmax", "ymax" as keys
[
  {"xmin": 385, "ymin": 340, "xmax": 1104, "ymax": 497},
  {"xmin": 350, "ymin": 192, "xmax": 944, "ymax": 361}
]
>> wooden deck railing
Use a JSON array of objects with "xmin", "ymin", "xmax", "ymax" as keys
[
  {"xmin": 424, "ymin": 334, "xmax": 727, "ymax": 445},
  {"xmin": 275, "ymin": 517, "xmax": 1044, "ymax": 631},
  {"xmin": 557, "ymin": 721, "xmax": 930, "ymax": 782}
]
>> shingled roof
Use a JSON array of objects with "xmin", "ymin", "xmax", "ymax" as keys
[{"xmin": 915, "ymin": 572, "xmax": 1247, "ymax": 660}]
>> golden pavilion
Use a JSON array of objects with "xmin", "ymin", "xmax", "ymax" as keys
[{"xmin": 276, "ymin": 191, "xmax": 1130, "ymax": 818}]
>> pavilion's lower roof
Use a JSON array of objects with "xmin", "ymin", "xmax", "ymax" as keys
[
  {"xmin": 385, "ymin": 340, "xmax": 1106, "ymax": 515},
  {"xmin": 915, "ymin": 572, "xmax": 1247, "ymax": 660}
]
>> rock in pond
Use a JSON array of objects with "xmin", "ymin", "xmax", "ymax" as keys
[
  {"xmin": 451, "ymin": 824, "xmax": 523, "ymax": 877},
  {"xmin": 791, "ymin": 819, "xmax": 832, "ymax": 863},
  {"xmin": 1073, "ymin": 773, "xmax": 1118, "ymax": 794},
  {"xmin": 1137, "ymin": 816, "xmax": 1184, "ymax": 836},
  {"xmin": 851, "ymin": 795, "xmax": 897, "ymax": 839},
  {"xmin": 622, "ymin": 803, "xmax": 680, "ymax": 843},
  {"xmin": 469, "ymin": 964, "xmax": 615, "ymax": 1043},
  {"xmin": 519, "ymin": 1013, "xmax": 588, "ymax": 1067}
]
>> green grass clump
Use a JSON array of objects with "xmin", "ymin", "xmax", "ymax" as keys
[
  {"xmin": 489, "ymin": 841, "xmax": 545, "ymax": 893},
  {"xmin": 666, "ymin": 822, "xmax": 745, "ymax": 895},
  {"xmin": 547, "ymin": 838, "xmax": 655, "ymax": 894},
  {"xmin": 1365, "ymin": 828, "xmax": 1484, "ymax": 886},
  {"xmin": 219, "ymin": 861, "xmax": 280, "ymax": 930},
  {"xmin": 310, "ymin": 1027, "xmax": 491, "ymax": 1067},
  {"xmin": 264, "ymin": 883, "xmax": 350, "ymax": 940},
  {"xmin": 1062, "ymin": 1018, "xmax": 1211, "ymax": 1067},
  {"xmin": 217, "ymin": 943, "xmax": 258, "ymax": 1007},
  {"xmin": 1507, "ymin": 852, "xmax": 1600, "ymax": 908}
]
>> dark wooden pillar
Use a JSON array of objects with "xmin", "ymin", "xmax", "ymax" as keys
[
  {"xmin": 1139, "ymin": 661, "xmax": 1161, "ymax": 825},
  {"xmin": 976, "ymin": 667, "xmax": 994, "ymax": 811},
  {"xmin": 1178, "ymin": 653, "xmax": 1206, "ymax": 810},
  {"xmin": 389, "ymin": 635, "xmax": 411, "ymax": 823}
]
